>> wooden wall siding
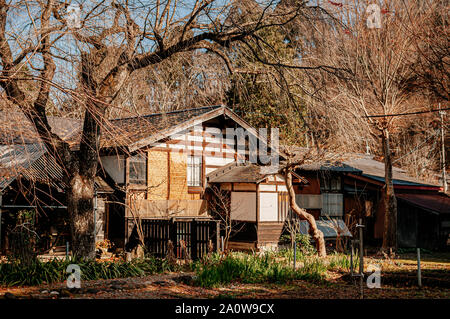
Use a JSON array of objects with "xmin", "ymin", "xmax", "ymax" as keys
[
  {"xmin": 168, "ymin": 152, "xmax": 188, "ymax": 200},
  {"xmin": 257, "ymin": 222, "xmax": 284, "ymax": 244},
  {"xmin": 228, "ymin": 241, "xmax": 257, "ymax": 251},
  {"xmin": 296, "ymin": 172, "xmax": 321, "ymax": 194},
  {"xmin": 233, "ymin": 183, "xmax": 257, "ymax": 191},
  {"xmin": 278, "ymin": 192, "xmax": 289, "ymax": 222},
  {"xmin": 147, "ymin": 150, "xmax": 168, "ymax": 200},
  {"xmin": 126, "ymin": 198, "xmax": 208, "ymax": 218}
]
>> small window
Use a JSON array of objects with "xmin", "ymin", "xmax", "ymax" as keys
[
  {"xmin": 320, "ymin": 174, "xmax": 343, "ymax": 217},
  {"xmin": 322, "ymin": 193, "xmax": 343, "ymax": 217},
  {"xmin": 320, "ymin": 175, "xmax": 341, "ymax": 192},
  {"xmin": 129, "ymin": 154, "xmax": 147, "ymax": 185},
  {"xmin": 187, "ymin": 155, "xmax": 202, "ymax": 187}
]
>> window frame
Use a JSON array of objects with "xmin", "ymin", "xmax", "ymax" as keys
[
  {"xmin": 319, "ymin": 174, "xmax": 343, "ymax": 218},
  {"xmin": 128, "ymin": 153, "xmax": 147, "ymax": 185},
  {"xmin": 187, "ymin": 155, "xmax": 203, "ymax": 187},
  {"xmin": 320, "ymin": 174, "xmax": 342, "ymax": 193}
]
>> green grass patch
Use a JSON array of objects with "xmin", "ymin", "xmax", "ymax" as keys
[
  {"xmin": 327, "ymin": 252, "xmax": 359, "ymax": 272},
  {"xmin": 193, "ymin": 251, "xmax": 327, "ymax": 288}
]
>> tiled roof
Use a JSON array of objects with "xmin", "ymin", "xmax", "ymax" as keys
[
  {"xmin": 0, "ymin": 112, "xmax": 81, "ymax": 147},
  {"xmin": 207, "ymin": 161, "xmax": 273, "ymax": 183},
  {"xmin": 290, "ymin": 148, "xmax": 438, "ymax": 188},
  {"xmin": 100, "ymin": 105, "xmax": 223, "ymax": 149},
  {"xmin": 0, "ymin": 106, "xmax": 224, "ymax": 150},
  {"xmin": 343, "ymin": 155, "xmax": 439, "ymax": 187}
]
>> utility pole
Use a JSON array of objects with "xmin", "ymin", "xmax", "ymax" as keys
[{"xmin": 439, "ymin": 103, "xmax": 447, "ymax": 193}]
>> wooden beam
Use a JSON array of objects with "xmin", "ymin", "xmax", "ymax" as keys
[{"xmin": 167, "ymin": 152, "xmax": 171, "ymax": 200}]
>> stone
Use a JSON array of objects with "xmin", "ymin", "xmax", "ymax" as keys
[
  {"xmin": 40, "ymin": 290, "xmax": 49, "ymax": 294},
  {"xmin": 49, "ymin": 291, "xmax": 60, "ymax": 296}
]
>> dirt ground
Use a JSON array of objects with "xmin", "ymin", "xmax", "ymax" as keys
[{"xmin": 1, "ymin": 253, "xmax": 449, "ymax": 299}]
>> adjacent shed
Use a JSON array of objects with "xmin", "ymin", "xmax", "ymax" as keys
[{"xmin": 207, "ymin": 161, "xmax": 306, "ymax": 251}]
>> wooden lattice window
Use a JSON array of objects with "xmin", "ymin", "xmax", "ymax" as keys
[{"xmin": 187, "ymin": 155, "xmax": 202, "ymax": 187}]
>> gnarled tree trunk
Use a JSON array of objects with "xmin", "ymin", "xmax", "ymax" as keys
[{"xmin": 283, "ymin": 168, "xmax": 326, "ymax": 257}]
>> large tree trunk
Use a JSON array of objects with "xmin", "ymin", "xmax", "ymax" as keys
[
  {"xmin": 284, "ymin": 169, "xmax": 326, "ymax": 257},
  {"xmin": 381, "ymin": 129, "xmax": 397, "ymax": 253},
  {"xmin": 67, "ymin": 174, "xmax": 96, "ymax": 259}
]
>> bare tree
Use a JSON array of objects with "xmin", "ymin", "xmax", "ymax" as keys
[
  {"xmin": 0, "ymin": 0, "xmax": 319, "ymax": 258},
  {"xmin": 206, "ymin": 184, "xmax": 244, "ymax": 250},
  {"xmin": 299, "ymin": 0, "xmax": 439, "ymax": 253}
]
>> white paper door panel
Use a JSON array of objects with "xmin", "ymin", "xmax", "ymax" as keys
[
  {"xmin": 231, "ymin": 192, "xmax": 256, "ymax": 222},
  {"xmin": 259, "ymin": 192, "xmax": 278, "ymax": 221}
]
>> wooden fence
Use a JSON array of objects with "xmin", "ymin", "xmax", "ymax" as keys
[{"xmin": 139, "ymin": 219, "xmax": 220, "ymax": 259}]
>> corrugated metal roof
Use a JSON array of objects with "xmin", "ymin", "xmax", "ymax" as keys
[
  {"xmin": 397, "ymin": 193, "xmax": 450, "ymax": 215},
  {"xmin": 0, "ymin": 143, "xmax": 65, "ymax": 191},
  {"xmin": 299, "ymin": 219, "xmax": 352, "ymax": 238}
]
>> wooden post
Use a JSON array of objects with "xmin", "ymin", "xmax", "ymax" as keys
[
  {"xmin": 191, "ymin": 219, "xmax": 198, "ymax": 260},
  {"xmin": 170, "ymin": 219, "xmax": 177, "ymax": 258},
  {"xmin": 417, "ymin": 248, "xmax": 422, "ymax": 288},
  {"xmin": 350, "ymin": 240, "xmax": 354, "ymax": 276}
]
